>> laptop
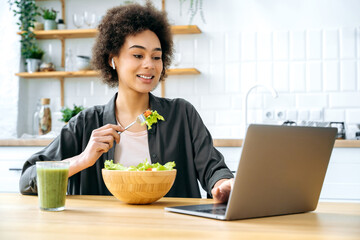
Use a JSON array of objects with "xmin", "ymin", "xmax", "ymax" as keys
[{"xmin": 165, "ymin": 124, "xmax": 337, "ymax": 220}]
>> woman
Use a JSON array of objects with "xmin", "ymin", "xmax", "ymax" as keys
[{"xmin": 20, "ymin": 2, "xmax": 234, "ymax": 203}]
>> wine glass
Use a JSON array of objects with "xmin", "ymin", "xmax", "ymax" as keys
[
  {"xmin": 84, "ymin": 11, "xmax": 96, "ymax": 28},
  {"xmin": 172, "ymin": 40, "xmax": 182, "ymax": 67},
  {"xmin": 73, "ymin": 13, "xmax": 84, "ymax": 29},
  {"xmin": 173, "ymin": 53, "xmax": 182, "ymax": 67}
]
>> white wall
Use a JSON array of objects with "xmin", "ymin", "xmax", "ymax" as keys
[
  {"xmin": 0, "ymin": 1, "xmax": 21, "ymax": 138},
  {"xmin": 1, "ymin": 0, "xmax": 360, "ymax": 138}
]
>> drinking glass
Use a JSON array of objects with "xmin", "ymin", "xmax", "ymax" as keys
[
  {"xmin": 84, "ymin": 11, "xmax": 96, "ymax": 28},
  {"xmin": 73, "ymin": 13, "xmax": 84, "ymax": 29},
  {"xmin": 36, "ymin": 161, "xmax": 70, "ymax": 211}
]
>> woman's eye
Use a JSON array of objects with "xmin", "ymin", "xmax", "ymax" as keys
[
  {"xmin": 153, "ymin": 56, "xmax": 162, "ymax": 60},
  {"xmin": 133, "ymin": 55, "xmax": 143, "ymax": 59}
]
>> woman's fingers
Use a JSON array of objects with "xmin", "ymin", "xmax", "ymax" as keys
[
  {"xmin": 82, "ymin": 124, "xmax": 124, "ymax": 166},
  {"xmin": 92, "ymin": 124, "xmax": 123, "ymax": 144},
  {"xmin": 211, "ymin": 179, "xmax": 234, "ymax": 203}
]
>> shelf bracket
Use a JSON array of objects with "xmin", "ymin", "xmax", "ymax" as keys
[
  {"xmin": 60, "ymin": 38, "xmax": 65, "ymax": 68},
  {"xmin": 60, "ymin": 0, "xmax": 65, "ymax": 21}
]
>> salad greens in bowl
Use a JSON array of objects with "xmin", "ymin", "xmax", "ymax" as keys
[{"xmin": 102, "ymin": 160, "xmax": 176, "ymax": 204}]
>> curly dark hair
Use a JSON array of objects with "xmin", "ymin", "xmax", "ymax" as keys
[{"xmin": 91, "ymin": 1, "xmax": 173, "ymax": 88}]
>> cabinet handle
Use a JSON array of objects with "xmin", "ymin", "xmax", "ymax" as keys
[{"xmin": 9, "ymin": 168, "xmax": 22, "ymax": 172}]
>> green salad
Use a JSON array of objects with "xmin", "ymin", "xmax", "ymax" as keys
[{"xmin": 104, "ymin": 160, "xmax": 175, "ymax": 171}]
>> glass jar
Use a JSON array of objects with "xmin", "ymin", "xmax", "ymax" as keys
[
  {"xmin": 65, "ymin": 48, "xmax": 74, "ymax": 72},
  {"xmin": 33, "ymin": 99, "xmax": 41, "ymax": 135},
  {"xmin": 39, "ymin": 98, "xmax": 52, "ymax": 135}
]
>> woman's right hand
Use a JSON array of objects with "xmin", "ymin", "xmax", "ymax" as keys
[
  {"xmin": 78, "ymin": 124, "xmax": 124, "ymax": 169},
  {"xmin": 65, "ymin": 124, "xmax": 124, "ymax": 177}
]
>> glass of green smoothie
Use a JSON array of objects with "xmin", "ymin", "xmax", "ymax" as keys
[{"xmin": 36, "ymin": 161, "xmax": 70, "ymax": 211}]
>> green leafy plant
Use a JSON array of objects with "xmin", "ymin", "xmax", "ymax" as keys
[
  {"xmin": 179, "ymin": 0, "xmax": 205, "ymax": 24},
  {"xmin": 26, "ymin": 44, "xmax": 44, "ymax": 59},
  {"xmin": 60, "ymin": 104, "xmax": 85, "ymax": 123},
  {"xmin": 41, "ymin": 8, "xmax": 58, "ymax": 20},
  {"xmin": 8, "ymin": 0, "xmax": 42, "ymax": 60}
]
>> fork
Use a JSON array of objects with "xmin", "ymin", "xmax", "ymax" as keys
[{"xmin": 118, "ymin": 113, "xmax": 146, "ymax": 134}]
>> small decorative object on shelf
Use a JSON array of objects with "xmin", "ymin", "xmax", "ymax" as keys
[
  {"xmin": 41, "ymin": 8, "xmax": 58, "ymax": 30},
  {"xmin": 29, "ymin": 22, "xmax": 44, "ymax": 31},
  {"xmin": 39, "ymin": 98, "xmax": 52, "ymax": 135},
  {"xmin": 40, "ymin": 62, "xmax": 56, "ymax": 72},
  {"xmin": 57, "ymin": 19, "xmax": 66, "ymax": 30},
  {"xmin": 60, "ymin": 104, "xmax": 85, "ymax": 123}
]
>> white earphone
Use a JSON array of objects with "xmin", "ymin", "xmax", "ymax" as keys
[{"xmin": 111, "ymin": 58, "xmax": 115, "ymax": 70}]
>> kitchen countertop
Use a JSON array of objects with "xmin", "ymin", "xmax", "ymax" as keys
[
  {"xmin": 0, "ymin": 138, "xmax": 359, "ymax": 148},
  {"xmin": 1, "ymin": 193, "xmax": 359, "ymax": 240}
]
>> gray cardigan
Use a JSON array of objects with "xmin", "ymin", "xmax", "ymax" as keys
[{"xmin": 20, "ymin": 93, "xmax": 233, "ymax": 198}]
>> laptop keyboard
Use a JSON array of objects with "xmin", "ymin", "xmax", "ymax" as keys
[{"xmin": 195, "ymin": 207, "xmax": 226, "ymax": 215}]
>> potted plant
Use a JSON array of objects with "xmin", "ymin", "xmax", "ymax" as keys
[
  {"xmin": 25, "ymin": 44, "xmax": 44, "ymax": 73},
  {"xmin": 41, "ymin": 8, "xmax": 58, "ymax": 30},
  {"xmin": 8, "ymin": 0, "xmax": 42, "ymax": 69},
  {"xmin": 60, "ymin": 104, "xmax": 85, "ymax": 123}
]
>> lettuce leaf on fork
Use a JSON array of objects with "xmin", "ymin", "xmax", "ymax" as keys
[{"xmin": 141, "ymin": 110, "xmax": 164, "ymax": 130}]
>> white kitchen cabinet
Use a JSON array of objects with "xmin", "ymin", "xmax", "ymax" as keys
[
  {"xmin": 0, "ymin": 147, "xmax": 44, "ymax": 193},
  {"xmin": 321, "ymin": 148, "xmax": 360, "ymax": 201}
]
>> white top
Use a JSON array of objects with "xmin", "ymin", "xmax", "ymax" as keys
[{"xmin": 114, "ymin": 128, "xmax": 151, "ymax": 167}]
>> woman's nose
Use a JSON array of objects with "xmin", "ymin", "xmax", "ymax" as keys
[{"xmin": 143, "ymin": 57, "xmax": 155, "ymax": 69}]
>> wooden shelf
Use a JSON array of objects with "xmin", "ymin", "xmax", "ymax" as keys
[
  {"xmin": 170, "ymin": 25, "xmax": 202, "ymax": 34},
  {"xmin": 167, "ymin": 68, "xmax": 201, "ymax": 75},
  {"xmin": 16, "ymin": 70, "xmax": 98, "ymax": 78},
  {"xmin": 17, "ymin": 25, "xmax": 201, "ymax": 39},
  {"xmin": 15, "ymin": 68, "xmax": 200, "ymax": 78},
  {"xmin": 15, "ymin": 68, "xmax": 200, "ymax": 106}
]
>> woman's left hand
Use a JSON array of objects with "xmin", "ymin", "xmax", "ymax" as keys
[{"xmin": 211, "ymin": 178, "xmax": 234, "ymax": 203}]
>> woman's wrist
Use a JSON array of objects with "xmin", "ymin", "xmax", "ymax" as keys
[{"xmin": 64, "ymin": 153, "xmax": 90, "ymax": 177}]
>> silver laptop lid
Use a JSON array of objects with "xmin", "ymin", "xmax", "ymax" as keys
[{"xmin": 225, "ymin": 124, "xmax": 337, "ymax": 220}]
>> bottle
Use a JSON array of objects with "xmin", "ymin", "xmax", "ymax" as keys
[
  {"xmin": 32, "ymin": 99, "xmax": 41, "ymax": 135},
  {"xmin": 65, "ymin": 48, "xmax": 74, "ymax": 72},
  {"xmin": 39, "ymin": 98, "xmax": 52, "ymax": 135}
]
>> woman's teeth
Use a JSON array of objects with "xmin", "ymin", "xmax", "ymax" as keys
[{"xmin": 137, "ymin": 75, "xmax": 153, "ymax": 79}]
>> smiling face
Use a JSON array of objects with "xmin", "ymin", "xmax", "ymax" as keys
[{"xmin": 112, "ymin": 30, "xmax": 163, "ymax": 94}]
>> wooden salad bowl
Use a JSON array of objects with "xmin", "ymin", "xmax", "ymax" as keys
[{"xmin": 102, "ymin": 169, "xmax": 177, "ymax": 204}]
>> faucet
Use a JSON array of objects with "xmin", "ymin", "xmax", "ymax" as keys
[{"xmin": 242, "ymin": 84, "xmax": 278, "ymax": 133}]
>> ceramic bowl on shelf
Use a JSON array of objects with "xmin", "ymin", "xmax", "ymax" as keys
[
  {"xmin": 76, "ymin": 55, "xmax": 91, "ymax": 70},
  {"xmin": 102, "ymin": 169, "xmax": 176, "ymax": 204}
]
